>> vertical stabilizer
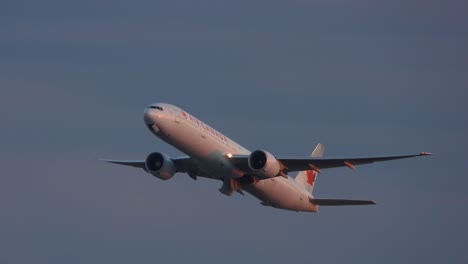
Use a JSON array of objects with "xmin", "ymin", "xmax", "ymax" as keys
[{"xmin": 295, "ymin": 143, "xmax": 324, "ymax": 194}]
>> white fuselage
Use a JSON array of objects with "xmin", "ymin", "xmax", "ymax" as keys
[{"xmin": 144, "ymin": 103, "xmax": 318, "ymax": 212}]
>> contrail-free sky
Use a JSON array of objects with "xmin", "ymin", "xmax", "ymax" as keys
[{"xmin": 1, "ymin": 1, "xmax": 467, "ymax": 263}]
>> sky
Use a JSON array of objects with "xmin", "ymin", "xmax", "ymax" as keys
[{"xmin": 1, "ymin": 0, "xmax": 467, "ymax": 263}]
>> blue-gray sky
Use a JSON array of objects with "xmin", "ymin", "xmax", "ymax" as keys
[{"xmin": 1, "ymin": 1, "xmax": 467, "ymax": 263}]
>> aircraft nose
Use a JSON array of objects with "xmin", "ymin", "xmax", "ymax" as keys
[{"xmin": 143, "ymin": 108, "xmax": 158, "ymax": 125}]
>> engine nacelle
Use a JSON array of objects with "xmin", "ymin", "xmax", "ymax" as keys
[
  {"xmin": 248, "ymin": 150, "xmax": 281, "ymax": 179},
  {"xmin": 145, "ymin": 152, "xmax": 176, "ymax": 180}
]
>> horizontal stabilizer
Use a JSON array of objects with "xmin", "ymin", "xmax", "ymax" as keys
[{"xmin": 311, "ymin": 198, "xmax": 376, "ymax": 206}]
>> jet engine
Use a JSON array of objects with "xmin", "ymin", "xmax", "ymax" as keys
[
  {"xmin": 248, "ymin": 150, "xmax": 281, "ymax": 179},
  {"xmin": 145, "ymin": 152, "xmax": 176, "ymax": 180}
]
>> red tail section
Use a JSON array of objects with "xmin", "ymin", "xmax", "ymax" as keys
[
  {"xmin": 295, "ymin": 144, "xmax": 324, "ymax": 194},
  {"xmin": 306, "ymin": 169, "xmax": 318, "ymax": 187}
]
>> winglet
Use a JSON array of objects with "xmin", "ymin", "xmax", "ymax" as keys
[{"xmin": 420, "ymin": 152, "xmax": 433, "ymax": 156}]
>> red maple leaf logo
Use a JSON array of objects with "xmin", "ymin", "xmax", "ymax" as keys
[{"xmin": 306, "ymin": 170, "xmax": 317, "ymax": 186}]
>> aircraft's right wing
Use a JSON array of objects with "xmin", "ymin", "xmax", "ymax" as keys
[
  {"xmin": 311, "ymin": 198, "xmax": 376, "ymax": 206},
  {"xmin": 99, "ymin": 159, "xmax": 146, "ymax": 169},
  {"xmin": 99, "ymin": 156, "xmax": 197, "ymax": 174}
]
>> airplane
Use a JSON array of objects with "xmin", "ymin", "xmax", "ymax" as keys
[{"xmin": 101, "ymin": 103, "xmax": 431, "ymax": 212}]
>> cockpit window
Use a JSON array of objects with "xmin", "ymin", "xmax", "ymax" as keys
[{"xmin": 150, "ymin": 106, "xmax": 164, "ymax": 111}]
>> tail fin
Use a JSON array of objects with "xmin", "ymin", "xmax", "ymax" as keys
[{"xmin": 295, "ymin": 143, "xmax": 324, "ymax": 194}]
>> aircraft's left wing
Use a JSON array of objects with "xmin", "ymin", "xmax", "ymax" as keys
[
  {"xmin": 278, "ymin": 152, "xmax": 432, "ymax": 172},
  {"xmin": 229, "ymin": 152, "xmax": 432, "ymax": 174}
]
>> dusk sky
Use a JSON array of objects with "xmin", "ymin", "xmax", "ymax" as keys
[{"xmin": 1, "ymin": 1, "xmax": 467, "ymax": 263}]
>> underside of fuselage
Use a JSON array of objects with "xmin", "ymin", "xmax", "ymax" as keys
[{"xmin": 243, "ymin": 177, "xmax": 319, "ymax": 212}]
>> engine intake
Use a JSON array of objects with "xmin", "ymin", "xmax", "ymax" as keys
[
  {"xmin": 248, "ymin": 150, "xmax": 281, "ymax": 179},
  {"xmin": 145, "ymin": 152, "xmax": 176, "ymax": 180}
]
